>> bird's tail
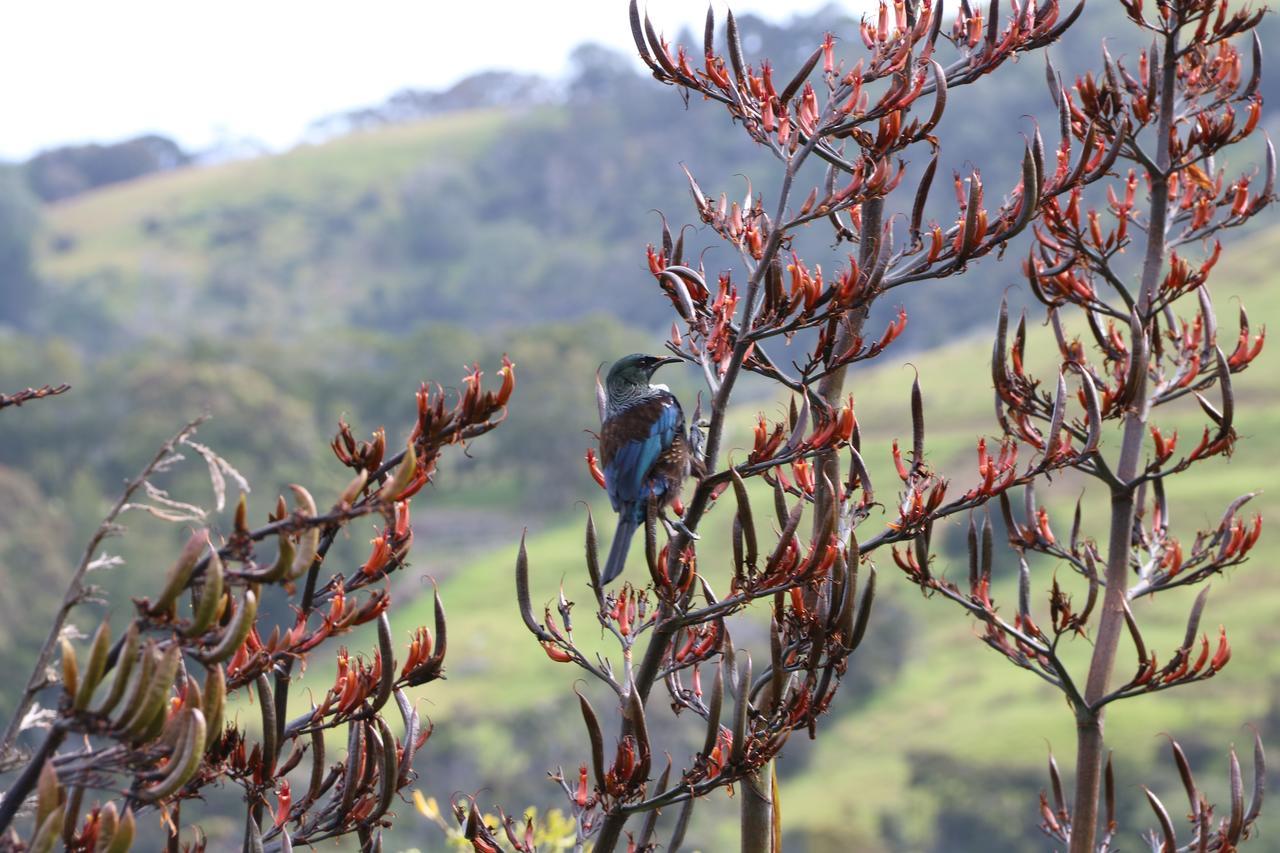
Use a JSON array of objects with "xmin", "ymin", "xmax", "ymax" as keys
[{"xmin": 601, "ymin": 516, "xmax": 639, "ymax": 585}]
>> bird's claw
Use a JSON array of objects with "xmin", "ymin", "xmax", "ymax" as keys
[{"xmin": 664, "ymin": 514, "xmax": 700, "ymax": 540}]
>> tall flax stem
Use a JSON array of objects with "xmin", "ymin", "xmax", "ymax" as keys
[{"xmin": 1068, "ymin": 25, "xmax": 1177, "ymax": 853}]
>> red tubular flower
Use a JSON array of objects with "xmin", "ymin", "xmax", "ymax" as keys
[
  {"xmin": 585, "ymin": 448, "xmax": 607, "ymax": 489},
  {"xmin": 274, "ymin": 780, "xmax": 292, "ymax": 828},
  {"xmin": 1211, "ymin": 626, "xmax": 1232, "ymax": 672},
  {"xmin": 542, "ymin": 643, "xmax": 572, "ymax": 663}
]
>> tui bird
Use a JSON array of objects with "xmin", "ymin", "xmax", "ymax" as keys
[{"xmin": 598, "ymin": 353, "xmax": 693, "ymax": 585}]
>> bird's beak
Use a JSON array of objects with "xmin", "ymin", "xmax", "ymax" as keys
[{"xmin": 651, "ymin": 356, "xmax": 682, "ymax": 372}]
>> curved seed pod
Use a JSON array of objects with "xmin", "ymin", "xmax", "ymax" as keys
[
  {"xmin": 702, "ymin": 5, "xmax": 714, "ymax": 66},
  {"xmin": 1121, "ymin": 601, "xmax": 1148, "ymax": 671},
  {"xmin": 428, "ymin": 586, "xmax": 447, "ymax": 673},
  {"xmin": 763, "ymin": 502, "xmax": 805, "ymax": 578},
  {"xmin": 916, "ymin": 60, "xmax": 948, "ymax": 140},
  {"xmin": 122, "ymin": 643, "xmax": 181, "ymax": 740},
  {"xmin": 767, "ymin": 617, "xmax": 784, "ymax": 712},
  {"xmin": 202, "ymin": 662, "xmax": 226, "ymax": 752},
  {"xmin": 339, "ymin": 469, "xmax": 369, "ymax": 507},
  {"xmin": 102, "ymin": 806, "xmax": 135, "ymax": 853},
  {"xmin": 184, "ymin": 549, "xmax": 224, "ymax": 636},
  {"xmin": 643, "ymin": 11, "xmax": 680, "ymax": 80},
  {"xmin": 967, "ymin": 515, "xmax": 979, "ymax": 589},
  {"xmin": 1012, "ymin": 145, "xmax": 1040, "ymax": 234},
  {"xmin": 846, "ymin": 566, "xmax": 876, "ymax": 653},
  {"xmin": 584, "ymin": 512, "xmax": 604, "ymax": 608},
  {"xmin": 27, "ymin": 803, "xmax": 64, "ymax": 853},
  {"xmin": 669, "ymin": 794, "xmax": 695, "ymax": 853},
  {"xmin": 380, "ymin": 438, "xmax": 418, "ymax": 502},
  {"xmin": 628, "ymin": 0, "xmax": 657, "ymax": 72},
  {"xmin": 576, "ymin": 687, "xmax": 606, "ymax": 792},
  {"xmin": 74, "ymin": 619, "xmax": 111, "ymax": 711},
  {"xmin": 256, "ymin": 674, "xmax": 278, "ymax": 776},
  {"xmin": 245, "ymin": 531, "xmax": 293, "ymax": 584},
  {"xmin": 198, "ymin": 587, "xmax": 259, "ymax": 664},
  {"xmin": 150, "ymin": 530, "xmax": 208, "ymax": 618},
  {"xmin": 373, "ymin": 716, "xmax": 400, "ymax": 820},
  {"xmin": 638, "ymin": 761, "xmax": 671, "ymax": 850},
  {"xmin": 702, "ymin": 662, "xmax": 724, "ymax": 757},
  {"xmin": 771, "ymin": 475, "xmax": 789, "ymax": 529},
  {"xmin": 725, "ymin": 9, "xmax": 746, "ymax": 89},
  {"xmin": 307, "ymin": 726, "xmax": 327, "ymax": 803},
  {"xmin": 516, "ymin": 532, "xmax": 551, "ymax": 642},
  {"xmin": 277, "ymin": 740, "xmax": 306, "ymax": 777},
  {"xmin": 1143, "ymin": 786, "xmax": 1177, "ymax": 851},
  {"xmin": 1017, "ymin": 556, "xmax": 1031, "ymax": 622},
  {"xmin": 1040, "ymin": 372, "xmax": 1067, "ymax": 462},
  {"xmin": 1181, "ymin": 588, "xmax": 1211, "ymax": 652},
  {"xmin": 109, "ymin": 641, "xmax": 156, "ymax": 729},
  {"xmin": 1227, "ymin": 745, "xmax": 1245, "ymax": 842},
  {"xmin": 246, "ymin": 812, "xmax": 264, "ymax": 853},
  {"xmin": 910, "ymin": 154, "xmax": 940, "ymax": 246},
  {"xmin": 1213, "ymin": 346, "xmax": 1235, "ymax": 434},
  {"xmin": 625, "ymin": 683, "xmax": 652, "ymax": 783},
  {"xmin": 93, "ymin": 623, "xmax": 140, "ymax": 716},
  {"xmin": 97, "ymin": 801, "xmax": 120, "ymax": 850},
  {"xmin": 730, "ymin": 655, "xmax": 752, "ymax": 766},
  {"xmin": 369, "ymin": 613, "xmax": 396, "ymax": 713},
  {"xmin": 778, "ymin": 46, "xmax": 822, "ymax": 106},
  {"xmin": 1073, "ymin": 366, "xmax": 1102, "ymax": 452},
  {"xmin": 288, "ymin": 485, "xmax": 320, "ymax": 581},
  {"xmin": 910, "ymin": 371, "xmax": 925, "ymax": 476},
  {"xmin": 1169, "ymin": 739, "xmax": 1200, "ymax": 819},
  {"xmin": 59, "ymin": 637, "xmax": 79, "ymax": 701},
  {"xmin": 61, "ymin": 787, "xmax": 83, "ymax": 850},
  {"xmin": 1245, "ymin": 729, "xmax": 1265, "ymax": 828},
  {"xmin": 730, "ymin": 468, "xmax": 758, "ymax": 571},
  {"xmin": 338, "ymin": 720, "xmax": 366, "ymax": 818},
  {"xmin": 992, "ymin": 296, "xmax": 1009, "ymax": 397},
  {"xmin": 394, "ymin": 689, "xmax": 420, "ymax": 788},
  {"xmin": 139, "ymin": 708, "xmax": 206, "ymax": 802},
  {"xmin": 34, "ymin": 761, "xmax": 61, "ymax": 830}
]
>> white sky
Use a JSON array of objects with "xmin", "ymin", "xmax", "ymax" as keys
[{"xmin": 0, "ymin": 1, "xmax": 849, "ymax": 161}]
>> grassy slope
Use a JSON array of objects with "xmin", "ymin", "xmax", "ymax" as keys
[
  {"xmin": 37, "ymin": 110, "xmax": 508, "ymax": 339},
  {"xmin": 373, "ymin": 223, "xmax": 1280, "ymax": 849}
]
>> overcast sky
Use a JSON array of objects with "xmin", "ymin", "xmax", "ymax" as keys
[{"xmin": 0, "ymin": 1, "xmax": 852, "ymax": 161}]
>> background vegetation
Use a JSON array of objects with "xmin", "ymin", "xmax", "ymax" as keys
[{"xmin": 1, "ymin": 4, "xmax": 1276, "ymax": 850}]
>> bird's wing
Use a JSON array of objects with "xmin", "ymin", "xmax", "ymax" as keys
[{"xmin": 601, "ymin": 396, "xmax": 682, "ymax": 513}]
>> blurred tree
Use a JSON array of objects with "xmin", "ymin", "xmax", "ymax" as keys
[{"xmin": 0, "ymin": 167, "xmax": 40, "ymax": 328}]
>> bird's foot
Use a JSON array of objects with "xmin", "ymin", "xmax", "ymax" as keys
[{"xmin": 663, "ymin": 514, "xmax": 700, "ymax": 540}]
